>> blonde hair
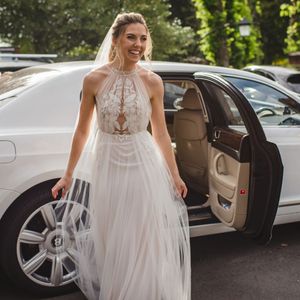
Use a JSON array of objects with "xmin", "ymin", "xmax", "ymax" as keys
[{"xmin": 109, "ymin": 12, "xmax": 152, "ymax": 62}]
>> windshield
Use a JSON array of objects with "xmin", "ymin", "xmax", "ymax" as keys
[{"xmin": 0, "ymin": 67, "xmax": 59, "ymax": 101}]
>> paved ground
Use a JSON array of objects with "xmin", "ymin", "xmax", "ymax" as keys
[{"xmin": 1, "ymin": 222, "xmax": 300, "ymax": 300}]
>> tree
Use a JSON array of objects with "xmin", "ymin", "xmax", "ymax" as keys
[
  {"xmin": 193, "ymin": 0, "xmax": 262, "ymax": 67},
  {"xmin": 166, "ymin": 0, "xmax": 204, "ymax": 62},
  {"xmin": 247, "ymin": 0, "xmax": 289, "ymax": 64},
  {"xmin": 119, "ymin": 0, "xmax": 195, "ymax": 61},
  {"xmin": 280, "ymin": 0, "xmax": 300, "ymax": 54},
  {"xmin": 0, "ymin": 0, "xmax": 110, "ymax": 58},
  {"xmin": 167, "ymin": 0, "xmax": 199, "ymax": 30},
  {"xmin": 226, "ymin": 0, "xmax": 263, "ymax": 68},
  {"xmin": 0, "ymin": 0, "xmax": 194, "ymax": 61},
  {"xmin": 193, "ymin": 0, "xmax": 228, "ymax": 66}
]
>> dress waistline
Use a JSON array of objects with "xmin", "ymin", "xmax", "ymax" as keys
[{"xmin": 97, "ymin": 130, "xmax": 149, "ymax": 142}]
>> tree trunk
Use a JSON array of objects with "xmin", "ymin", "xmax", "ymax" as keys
[
  {"xmin": 216, "ymin": 37, "xmax": 229, "ymax": 66},
  {"xmin": 216, "ymin": 0, "xmax": 229, "ymax": 66}
]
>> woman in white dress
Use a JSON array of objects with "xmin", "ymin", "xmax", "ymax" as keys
[{"xmin": 51, "ymin": 12, "xmax": 191, "ymax": 300}]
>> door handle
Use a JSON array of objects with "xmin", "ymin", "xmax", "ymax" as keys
[{"xmin": 214, "ymin": 153, "xmax": 228, "ymax": 175}]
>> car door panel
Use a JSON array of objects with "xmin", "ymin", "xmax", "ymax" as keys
[
  {"xmin": 209, "ymin": 127, "xmax": 251, "ymax": 229},
  {"xmin": 196, "ymin": 74, "xmax": 283, "ymax": 243},
  {"xmin": 209, "ymin": 137, "xmax": 250, "ymax": 229}
]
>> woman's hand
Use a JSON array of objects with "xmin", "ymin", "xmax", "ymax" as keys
[
  {"xmin": 173, "ymin": 175, "xmax": 188, "ymax": 198},
  {"xmin": 51, "ymin": 175, "xmax": 72, "ymax": 199}
]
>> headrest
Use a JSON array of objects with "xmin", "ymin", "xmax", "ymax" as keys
[{"xmin": 181, "ymin": 88, "xmax": 202, "ymax": 110}]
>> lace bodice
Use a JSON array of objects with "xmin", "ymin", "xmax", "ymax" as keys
[{"xmin": 95, "ymin": 66, "xmax": 152, "ymax": 135}]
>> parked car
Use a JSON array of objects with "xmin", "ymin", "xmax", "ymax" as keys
[
  {"xmin": 243, "ymin": 65, "xmax": 300, "ymax": 95},
  {"xmin": 1, "ymin": 61, "xmax": 300, "ymax": 296},
  {"xmin": 0, "ymin": 54, "xmax": 57, "ymax": 73}
]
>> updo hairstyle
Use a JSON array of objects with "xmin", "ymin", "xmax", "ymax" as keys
[{"xmin": 109, "ymin": 12, "xmax": 152, "ymax": 62}]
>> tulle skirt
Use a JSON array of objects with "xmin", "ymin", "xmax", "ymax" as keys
[{"xmin": 60, "ymin": 130, "xmax": 191, "ymax": 300}]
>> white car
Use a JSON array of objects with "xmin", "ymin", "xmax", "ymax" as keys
[{"xmin": 1, "ymin": 61, "xmax": 300, "ymax": 296}]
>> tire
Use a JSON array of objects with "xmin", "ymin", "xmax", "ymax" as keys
[{"xmin": 0, "ymin": 186, "xmax": 77, "ymax": 297}]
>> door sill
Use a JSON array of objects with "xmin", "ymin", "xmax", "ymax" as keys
[{"xmin": 188, "ymin": 206, "xmax": 219, "ymax": 226}]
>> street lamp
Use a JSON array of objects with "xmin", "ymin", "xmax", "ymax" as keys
[
  {"xmin": 200, "ymin": 17, "xmax": 251, "ymax": 41},
  {"xmin": 238, "ymin": 18, "xmax": 251, "ymax": 37}
]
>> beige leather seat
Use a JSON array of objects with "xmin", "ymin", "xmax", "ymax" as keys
[{"xmin": 174, "ymin": 88, "xmax": 208, "ymax": 195}]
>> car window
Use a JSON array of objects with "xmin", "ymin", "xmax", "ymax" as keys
[
  {"xmin": 254, "ymin": 70, "xmax": 266, "ymax": 77},
  {"xmin": 262, "ymin": 72, "xmax": 275, "ymax": 81},
  {"xmin": 225, "ymin": 76, "xmax": 300, "ymax": 126},
  {"xmin": 162, "ymin": 80, "xmax": 203, "ymax": 142},
  {"xmin": 163, "ymin": 81, "xmax": 187, "ymax": 110},
  {"xmin": 203, "ymin": 81, "xmax": 247, "ymax": 132},
  {"xmin": 0, "ymin": 68, "xmax": 59, "ymax": 101},
  {"xmin": 287, "ymin": 74, "xmax": 300, "ymax": 93}
]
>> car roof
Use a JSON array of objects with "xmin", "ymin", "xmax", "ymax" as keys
[
  {"xmin": 33, "ymin": 60, "xmax": 273, "ymax": 81},
  {"xmin": 13, "ymin": 60, "xmax": 298, "ymax": 99},
  {"xmin": 244, "ymin": 65, "xmax": 300, "ymax": 76}
]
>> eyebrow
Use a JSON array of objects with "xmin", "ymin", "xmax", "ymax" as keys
[{"xmin": 126, "ymin": 32, "xmax": 147, "ymax": 37}]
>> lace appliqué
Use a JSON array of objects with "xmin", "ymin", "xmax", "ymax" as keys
[{"xmin": 97, "ymin": 73, "xmax": 150, "ymax": 138}]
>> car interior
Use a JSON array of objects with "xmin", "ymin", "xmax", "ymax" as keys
[
  {"xmin": 162, "ymin": 79, "xmax": 250, "ymax": 228},
  {"xmin": 161, "ymin": 80, "xmax": 213, "ymax": 225}
]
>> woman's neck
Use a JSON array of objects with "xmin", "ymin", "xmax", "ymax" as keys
[{"xmin": 110, "ymin": 59, "xmax": 137, "ymax": 72}]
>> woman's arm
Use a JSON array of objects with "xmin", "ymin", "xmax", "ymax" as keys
[
  {"xmin": 51, "ymin": 74, "xmax": 96, "ymax": 199},
  {"xmin": 149, "ymin": 74, "xmax": 187, "ymax": 198}
]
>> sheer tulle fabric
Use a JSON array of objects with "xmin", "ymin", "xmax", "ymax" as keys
[{"xmin": 55, "ymin": 65, "xmax": 191, "ymax": 300}]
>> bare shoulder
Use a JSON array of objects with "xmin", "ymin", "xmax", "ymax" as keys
[
  {"xmin": 139, "ymin": 67, "xmax": 162, "ymax": 87},
  {"xmin": 83, "ymin": 65, "xmax": 110, "ymax": 95},
  {"xmin": 138, "ymin": 67, "xmax": 163, "ymax": 99}
]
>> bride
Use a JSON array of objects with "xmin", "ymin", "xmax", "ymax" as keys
[{"xmin": 51, "ymin": 12, "xmax": 191, "ymax": 300}]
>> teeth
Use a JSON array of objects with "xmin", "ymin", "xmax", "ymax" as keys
[{"xmin": 130, "ymin": 51, "xmax": 140, "ymax": 55}]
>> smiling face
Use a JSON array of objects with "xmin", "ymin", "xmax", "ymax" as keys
[{"xmin": 113, "ymin": 23, "xmax": 148, "ymax": 66}]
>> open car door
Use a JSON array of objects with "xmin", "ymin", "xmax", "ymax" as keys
[{"xmin": 195, "ymin": 73, "xmax": 283, "ymax": 244}]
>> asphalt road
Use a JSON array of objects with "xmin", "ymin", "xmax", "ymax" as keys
[{"xmin": 1, "ymin": 222, "xmax": 300, "ymax": 300}]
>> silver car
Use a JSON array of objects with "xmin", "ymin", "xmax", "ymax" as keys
[{"xmin": 243, "ymin": 65, "xmax": 300, "ymax": 94}]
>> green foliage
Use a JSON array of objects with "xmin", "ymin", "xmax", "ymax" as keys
[
  {"xmin": 226, "ymin": 0, "xmax": 263, "ymax": 68},
  {"xmin": 194, "ymin": 0, "xmax": 227, "ymax": 65},
  {"xmin": 120, "ymin": 0, "xmax": 195, "ymax": 61},
  {"xmin": 166, "ymin": 0, "xmax": 201, "ymax": 60},
  {"xmin": 167, "ymin": 0, "xmax": 199, "ymax": 30},
  {"xmin": 1, "ymin": 0, "xmax": 297, "ymax": 65},
  {"xmin": 193, "ymin": 0, "xmax": 262, "ymax": 67},
  {"xmin": 280, "ymin": 0, "xmax": 300, "ymax": 53},
  {"xmin": 0, "ymin": 0, "xmax": 194, "ymax": 61},
  {"xmin": 251, "ymin": 0, "xmax": 289, "ymax": 64},
  {"xmin": 0, "ymin": 0, "xmax": 112, "ymax": 59},
  {"xmin": 66, "ymin": 44, "xmax": 97, "ymax": 60}
]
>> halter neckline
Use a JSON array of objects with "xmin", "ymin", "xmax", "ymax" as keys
[{"xmin": 108, "ymin": 64, "xmax": 138, "ymax": 76}]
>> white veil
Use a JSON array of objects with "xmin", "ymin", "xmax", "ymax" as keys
[
  {"xmin": 53, "ymin": 24, "xmax": 115, "ymax": 296},
  {"xmin": 94, "ymin": 26, "xmax": 113, "ymax": 67}
]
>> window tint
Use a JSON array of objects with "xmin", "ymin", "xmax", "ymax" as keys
[
  {"xmin": 163, "ymin": 82, "xmax": 186, "ymax": 110},
  {"xmin": 225, "ymin": 76, "xmax": 300, "ymax": 126},
  {"xmin": 288, "ymin": 74, "xmax": 300, "ymax": 84},
  {"xmin": 263, "ymin": 72, "xmax": 275, "ymax": 81},
  {"xmin": 162, "ymin": 80, "xmax": 203, "ymax": 142},
  {"xmin": 254, "ymin": 70, "xmax": 266, "ymax": 77},
  {"xmin": 287, "ymin": 74, "xmax": 300, "ymax": 93},
  {"xmin": 203, "ymin": 81, "xmax": 247, "ymax": 130}
]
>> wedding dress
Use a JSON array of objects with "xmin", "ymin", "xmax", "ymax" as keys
[{"xmin": 59, "ymin": 64, "xmax": 191, "ymax": 300}]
